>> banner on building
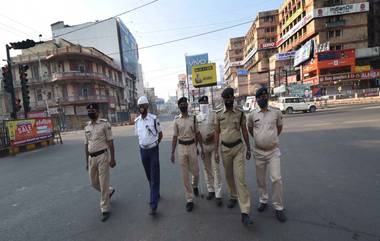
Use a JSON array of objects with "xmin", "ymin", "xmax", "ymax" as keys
[
  {"xmin": 276, "ymin": 51, "xmax": 296, "ymax": 61},
  {"xmin": 317, "ymin": 49, "xmax": 355, "ymax": 69},
  {"xmin": 314, "ymin": 2, "xmax": 369, "ymax": 18},
  {"xmin": 237, "ymin": 69, "xmax": 249, "ymax": 76},
  {"xmin": 260, "ymin": 42, "xmax": 276, "ymax": 49},
  {"xmin": 276, "ymin": 11, "xmax": 314, "ymax": 46},
  {"xmin": 185, "ymin": 53, "xmax": 209, "ymax": 74},
  {"xmin": 319, "ymin": 69, "xmax": 380, "ymax": 82},
  {"xmin": 242, "ymin": 47, "xmax": 258, "ymax": 65},
  {"xmin": 5, "ymin": 117, "xmax": 54, "ymax": 146},
  {"xmin": 191, "ymin": 63, "xmax": 217, "ymax": 87},
  {"xmin": 294, "ymin": 39, "xmax": 314, "ymax": 67},
  {"xmin": 283, "ymin": 8, "xmax": 304, "ymax": 30}
]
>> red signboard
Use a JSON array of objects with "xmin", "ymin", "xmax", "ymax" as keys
[
  {"xmin": 319, "ymin": 69, "xmax": 380, "ymax": 82},
  {"xmin": 5, "ymin": 118, "xmax": 54, "ymax": 146},
  {"xmin": 317, "ymin": 49, "xmax": 355, "ymax": 69},
  {"xmin": 303, "ymin": 76, "xmax": 319, "ymax": 85},
  {"xmin": 303, "ymin": 59, "xmax": 318, "ymax": 73},
  {"xmin": 260, "ymin": 42, "xmax": 276, "ymax": 49}
]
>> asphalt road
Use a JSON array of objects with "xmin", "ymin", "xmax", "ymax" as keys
[{"xmin": 1, "ymin": 104, "xmax": 380, "ymax": 241}]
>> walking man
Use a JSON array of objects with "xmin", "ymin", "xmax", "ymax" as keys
[
  {"xmin": 171, "ymin": 97, "xmax": 204, "ymax": 212},
  {"xmin": 197, "ymin": 95, "xmax": 223, "ymax": 206},
  {"xmin": 215, "ymin": 87, "xmax": 253, "ymax": 226},
  {"xmin": 135, "ymin": 96, "xmax": 163, "ymax": 215},
  {"xmin": 247, "ymin": 87, "xmax": 287, "ymax": 222},
  {"xmin": 84, "ymin": 103, "xmax": 116, "ymax": 222}
]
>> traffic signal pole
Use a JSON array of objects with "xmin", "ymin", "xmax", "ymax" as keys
[{"xmin": 6, "ymin": 44, "xmax": 17, "ymax": 120}]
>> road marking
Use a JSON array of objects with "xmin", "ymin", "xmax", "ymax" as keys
[
  {"xmin": 360, "ymin": 106, "xmax": 380, "ymax": 110},
  {"xmin": 343, "ymin": 119, "xmax": 379, "ymax": 124}
]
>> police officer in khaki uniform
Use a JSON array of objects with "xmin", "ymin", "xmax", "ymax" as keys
[
  {"xmin": 215, "ymin": 87, "xmax": 253, "ymax": 226},
  {"xmin": 197, "ymin": 95, "xmax": 223, "ymax": 206},
  {"xmin": 247, "ymin": 87, "xmax": 287, "ymax": 222},
  {"xmin": 84, "ymin": 103, "xmax": 116, "ymax": 222},
  {"xmin": 171, "ymin": 97, "xmax": 204, "ymax": 212}
]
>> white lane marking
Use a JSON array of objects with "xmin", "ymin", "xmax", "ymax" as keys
[
  {"xmin": 343, "ymin": 119, "xmax": 379, "ymax": 124},
  {"xmin": 360, "ymin": 106, "xmax": 380, "ymax": 110}
]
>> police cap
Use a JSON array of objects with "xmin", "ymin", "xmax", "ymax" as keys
[
  {"xmin": 255, "ymin": 87, "xmax": 268, "ymax": 98},
  {"xmin": 198, "ymin": 95, "xmax": 208, "ymax": 103},
  {"xmin": 177, "ymin": 97, "xmax": 188, "ymax": 105},
  {"xmin": 86, "ymin": 103, "xmax": 100, "ymax": 110},
  {"xmin": 221, "ymin": 87, "xmax": 234, "ymax": 98}
]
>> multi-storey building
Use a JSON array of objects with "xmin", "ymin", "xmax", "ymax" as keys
[
  {"xmin": 243, "ymin": 10, "xmax": 279, "ymax": 94},
  {"xmin": 51, "ymin": 18, "xmax": 142, "ymax": 111},
  {"xmin": 224, "ymin": 37, "xmax": 245, "ymax": 95},
  {"xmin": 6, "ymin": 39, "xmax": 125, "ymax": 129}
]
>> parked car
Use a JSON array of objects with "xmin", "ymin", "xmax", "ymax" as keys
[{"xmin": 275, "ymin": 97, "xmax": 317, "ymax": 114}]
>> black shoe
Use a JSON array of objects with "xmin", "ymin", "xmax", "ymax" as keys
[
  {"xmin": 275, "ymin": 210, "xmax": 287, "ymax": 223},
  {"xmin": 109, "ymin": 188, "xmax": 115, "ymax": 199},
  {"xmin": 193, "ymin": 187, "xmax": 199, "ymax": 197},
  {"xmin": 149, "ymin": 208, "xmax": 157, "ymax": 216},
  {"xmin": 227, "ymin": 199, "xmax": 237, "ymax": 209},
  {"xmin": 257, "ymin": 203, "xmax": 268, "ymax": 212},
  {"xmin": 101, "ymin": 212, "xmax": 110, "ymax": 222},
  {"xmin": 241, "ymin": 213, "xmax": 253, "ymax": 226},
  {"xmin": 206, "ymin": 192, "xmax": 215, "ymax": 200},
  {"xmin": 186, "ymin": 202, "xmax": 194, "ymax": 212},
  {"xmin": 215, "ymin": 198, "xmax": 223, "ymax": 207}
]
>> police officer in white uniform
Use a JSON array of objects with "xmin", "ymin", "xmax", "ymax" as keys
[
  {"xmin": 84, "ymin": 103, "xmax": 116, "ymax": 222},
  {"xmin": 196, "ymin": 95, "xmax": 223, "ymax": 206},
  {"xmin": 135, "ymin": 96, "xmax": 163, "ymax": 215}
]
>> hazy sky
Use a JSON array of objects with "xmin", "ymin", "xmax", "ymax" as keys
[{"xmin": 0, "ymin": 0, "xmax": 282, "ymax": 99}]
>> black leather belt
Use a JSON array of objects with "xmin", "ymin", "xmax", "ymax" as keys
[
  {"xmin": 221, "ymin": 139, "xmax": 242, "ymax": 148},
  {"xmin": 89, "ymin": 149, "xmax": 107, "ymax": 157},
  {"xmin": 178, "ymin": 139, "xmax": 195, "ymax": 145}
]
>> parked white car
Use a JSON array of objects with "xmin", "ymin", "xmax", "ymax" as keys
[{"xmin": 275, "ymin": 97, "xmax": 317, "ymax": 114}]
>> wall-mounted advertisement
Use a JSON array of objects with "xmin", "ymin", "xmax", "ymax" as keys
[
  {"xmin": 237, "ymin": 69, "xmax": 249, "ymax": 76},
  {"xmin": 294, "ymin": 39, "xmax": 314, "ymax": 67},
  {"xmin": 314, "ymin": 2, "xmax": 369, "ymax": 18},
  {"xmin": 5, "ymin": 118, "xmax": 54, "ymax": 146},
  {"xmin": 118, "ymin": 20, "xmax": 139, "ymax": 75},
  {"xmin": 185, "ymin": 53, "xmax": 209, "ymax": 74},
  {"xmin": 191, "ymin": 63, "xmax": 217, "ymax": 87},
  {"xmin": 276, "ymin": 51, "xmax": 296, "ymax": 61},
  {"xmin": 260, "ymin": 42, "xmax": 276, "ymax": 49}
]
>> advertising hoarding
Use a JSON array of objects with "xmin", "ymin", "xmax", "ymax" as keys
[
  {"xmin": 317, "ymin": 49, "xmax": 355, "ymax": 69},
  {"xmin": 118, "ymin": 21, "xmax": 139, "ymax": 75},
  {"xmin": 5, "ymin": 118, "xmax": 54, "ymax": 146},
  {"xmin": 276, "ymin": 51, "xmax": 296, "ymax": 61},
  {"xmin": 276, "ymin": 11, "xmax": 314, "ymax": 46},
  {"xmin": 185, "ymin": 54, "xmax": 209, "ymax": 74},
  {"xmin": 294, "ymin": 39, "xmax": 314, "ymax": 67},
  {"xmin": 319, "ymin": 69, "xmax": 380, "ymax": 82},
  {"xmin": 191, "ymin": 63, "xmax": 217, "ymax": 87},
  {"xmin": 283, "ymin": 8, "xmax": 304, "ymax": 30},
  {"xmin": 314, "ymin": 2, "xmax": 369, "ymax": 18}
]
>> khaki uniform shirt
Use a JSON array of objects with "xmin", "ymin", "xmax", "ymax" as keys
[
  {"xmin": 197, "ymin": 110, "xmax": 216, "ymax": 144},
  {"xmin": 215, "ymin": 106, "xmax": 246, "ymax": 143},
  {"xmin": 84, "ymin": 119, "xmax": 113, "ymax": 153},
  {"xmin": 173, "ymin": 113, "xmax": 198, "ymax": 141},
  {"xmin": 247, "ymin": 107, "xmax": 283, "ymax": 153}
]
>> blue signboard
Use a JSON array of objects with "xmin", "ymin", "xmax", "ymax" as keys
[
  {"xmin": 185, "ymin": 54, "xmax": 209, "ymax": 74},
  {"xmin": 237, "ymin": 69, "xmax": 249, "ymax": 75},
  {"xmin": 118, "ymin": 19, "xmax": 139, "ymax": 75}
]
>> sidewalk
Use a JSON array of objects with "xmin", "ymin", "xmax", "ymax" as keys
[{"xmin": 315, "ymin": 96, "xmax": 380, "ymax": 108}]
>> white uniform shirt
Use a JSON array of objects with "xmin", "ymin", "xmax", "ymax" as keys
[{"xmin": 135, "ymin": 113, "xmax": 162, "ymax": 147}]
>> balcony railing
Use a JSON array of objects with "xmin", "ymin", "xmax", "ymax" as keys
[
  {"xmin": 52, "ymin": 72, "xmax": 124, "ymax": 88},
  {"xmin": 325, "ymin": 20, "xmax": 346, "ymax": 28},
  {"xmin": 31, "ymin": 95, "xmax": 119, "ymax": 108}
]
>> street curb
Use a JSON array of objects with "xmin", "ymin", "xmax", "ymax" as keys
[{"xmin": 0, "ymin": 139, "xmax": 56, "ymax": 158}]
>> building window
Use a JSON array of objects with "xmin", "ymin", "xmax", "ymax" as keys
[
  {"xmin": 47, "ymin": 92, "xmax": 52, "ymax": 100},
  {"xmin": 271, "ymin": 27, "xmax": 275, "ymax": 32},
  {"xmin": 336, "ymin": 44, "xmax": 342, "ymax": 50},
  {"xmin": 328, "ymin": 30, "xmax": 335, "ymax": 38},
  {"xmin": 79, "ymin": 64, "xmax": 85, "ymax": 73},
  {"xmin": 335, "ymin": 29, "xmax": 341, "ymax": 37},
  {"xmin": 81, "ymin": 87, "xmax": 89, "ymax": 97},
  {"xmin": 36, "ymin": 89, "xmax": 43, "ymax": 101}
]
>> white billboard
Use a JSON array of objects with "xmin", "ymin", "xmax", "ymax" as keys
[{"xmin": 314, "ymin": 2, "xmax": 369, "ymax": 17}]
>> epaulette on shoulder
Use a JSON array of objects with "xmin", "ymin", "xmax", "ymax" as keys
[
  {"xmin": 134, "ymin": 116, "xmax": 140, "ymax": 122},
  {"xmin": 174, "ymin": 114, "xmax": 181, "ymax": 119},
  {"xmin": 269, "ymin": 106, "xmax": 281, "ymax": 111},
  {"xmin": 99, "ymin": 119, "xmax": 109, "ymax": 123}
]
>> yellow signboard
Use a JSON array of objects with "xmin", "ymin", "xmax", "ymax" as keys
[
  {"xmin": 192, "ymin": 63, "xmax": 217, "ymax": 87},
  {"xmin": 282, "ymin": 8, "xmax": 303, "ymax": 30},
  {"xmin": 354, "ymin": 65, "xmax": 371, "ymax": 73}
]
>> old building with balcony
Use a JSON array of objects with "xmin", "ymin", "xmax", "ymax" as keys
[
  {"xmin": 243, "ymin": 10, "xmax": 279, "ymax": 94},
  {"xmin": 7, "ymin": 39, "xmax": 127, "ymax": 129}
]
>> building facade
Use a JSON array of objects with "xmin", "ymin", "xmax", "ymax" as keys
[
  {"xmin": 51, "ymin": 18, "xmax": 142, "ymax": 111},
  {"xmin": 243, "ymin": 10, "xmax": 279, "ymax": 95},
  {"xmin": 6, "ymin": 39, "xmax": 126, "ymax": 129},
  {"xmin": 224, "ymin": 37, "xmax": 245, "ymax": 93}
]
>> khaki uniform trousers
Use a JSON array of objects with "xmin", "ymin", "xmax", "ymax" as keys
[
  {"xmin": 221, "ymin": 143, "xmax": 250, "ymax": 214},
  {"xmin": 178, "ymin": 143, "xmax": 199, "ymax": 202},
  {"xmin": 88, "ymin": 152, "xmax": 111, "ymax": 213},
  {"xmin": 255, "ymin": 148, "xmax": 284, "ymax": 210},
  {"xmin": 201, "ymin": 143, "xmax": 222, "ymax": 198}
]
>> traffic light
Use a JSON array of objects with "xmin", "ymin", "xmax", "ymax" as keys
[
  {"xmin": 10, "ymin": 39, "xmax": 36, "ymax": 49},
  {"xmin": 15, "ymin": 98, "xmax": 22, "ymax": 112},
  {"xmin": 2, "ymin": 65, "xmax": 14, "ymax": 93},
  {"xmin": 19, "ymin": 64, "xmax": 31, "ymax": 113}
]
